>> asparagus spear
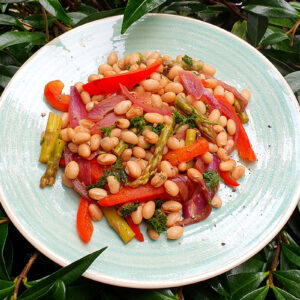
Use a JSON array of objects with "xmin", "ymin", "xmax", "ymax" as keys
[
  {"xmin": 39, "ymin": 112, "xmax": 62, "ymax": 163},
  {"xmin": 40, "ymin": 139, "xmax": 65, "ymax": 188},
  {"xmin": 113, "ymin": 140, "xmax": 128, "ymax": 156},
  {"xmin": 127, "ymin": 123, "xmax": 173, "ymax": 188},
  {"xmin": 238, "ymin": 111, "xmax": 249, "ymax": 124},
  {"xmin": 102, "ymin": 207, "xmax": 135, "ymax": 244},
  {"xmin": 175, "ymin": 95, "xmax": 217, "ymax": 143},
  {"xmin": 185, "ymin": 129, "xmax": 197, "ymax": 169}
]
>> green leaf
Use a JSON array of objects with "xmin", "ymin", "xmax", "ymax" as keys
[
  {"xmin": 66, "ymin": 12, "xmax": 87, "ymax": 26},
  {"xmin": 290, "ymin": 2, "xmax": 300, "ymax": 11},
  {"xmin": 227, "ymin": 272, "xmax": 269, "ymax": 300},
  {"xmin": 244, "ymin": 5, "xmax": 300, "ymax": 19},
  {"xmin": 24, "ymin": 14, "xmax": 55, "ymax": 29},
  {"xmin": 0, "ymin": 31, "xmax": 45, "ymax": 50},
  {"xmin": 121, "ymin": 0, "xmax": 168, "ymax": 34},
  {"xmin": 0, "ymin": 64, "xmax": 19, "ymax": 88},
  {"xmin": 231, "ymin": 20, "xmax": 247, "ymax": 40},
  {"xmin": 273, "ymin": 286, "xmax": 299, "ymax": 300},
  {"xmin": 0, "ymin": 0, "xmax": 25, "ymax": 3},
  {"xmin": 273, "ymin": 270, "xmax": 300, "ymax": 298},
  {"xmin": 18, "ymin": 247, "xmax": 107, "ymax": 300},
  {"xmin": 76, "ymin": 3, "xmax": 98, "ymax": 14},
  {"xmin": 285, "ymin": 71, "xmax": 300, "ymax": 93},
  {"xmin": 281, "ymin": 243, "xmax": 300, "ymax": 267},
  {"xmin": 0, "ymin": 209, "xmax": 10, "ymax": 280},
  {"xmin": 160, "ymin": 1, "xmax": 206, "ymax": 14},
  {"xmin": 0, "ymin": 13, "xmax": 23, "ymax": 28},
  {"xmin": 268, "ymin": 17, "xmax": 295, "ymax": 29},
  {"xmin": 0, "ymin": 50, "xmax": 20, "ymax": 66},
  {"xmin": 38, "ymin": 0, "xmax": 72, "ymax": 25},
  {"xmin": 183, "ymin": 282, "xmax": 223, "ymax": 300},
  {"xmin": 76, "ymin": 8, "xmax": 125, "ymax": 27},
  {"xmin": 48, "ymin": 279, "xmax": 66, "ymax": 300},
  {"xmin": 247, "ymin": 13, "xmax": 268, "ymax": 46},
  {"xmin": 240, "ymin": 285, "xmax": 269, "ymax": 300},
  {"xmin": 209, "ymin": 274, "xmax": 230, "ymax": 298},
  {"xmin": 0, "ymin": 280, "xmax": 14, "ymax": 298},
  {"xmin": 260, "ymin": 32, "xmax": 289, "ymax": 46},
  {"xmin": 65, "ymin": 278, "xmax": 101, "ymax": 300},
  {"xmin": 229, "ymin": 254, "xmax": 265, "ymax": 275}
]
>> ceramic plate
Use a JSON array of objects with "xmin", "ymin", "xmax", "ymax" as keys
[{"xmin": 0, "ymin": 14, "xmax": 300, "ymax": 288}]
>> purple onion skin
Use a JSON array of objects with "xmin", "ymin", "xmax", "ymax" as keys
[{"xmin": 69, "ymin": 86, "xmax": 87, "ymax": 128}]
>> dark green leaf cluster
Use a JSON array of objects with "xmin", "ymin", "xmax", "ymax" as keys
[
  {"xmin": 203, "ymin": 169, "xmax": 222, "ymax": 192},
  {"xmin": 130, "ymin": 116, "xmax": 164, "ymax": 136},
  {"xmin": 146, "ymin": 210, "xmax": 167, "ymax": 234},
  {"xmin": 182, "ymin": 54, "xmax": 193, "ymax": 67},
  {"xmin": 86, "ymin": 157, "xmax": 127, "ymax": 190},
  {"xmin": 173, "ymin": 109, "xmax": 197, "ymax": 130},
  {"xmin": 120, "ymin": 202, "xmax": 139, "ymax": 218},
  {"xmin": 99, "ymin": 125, "xmax": 115, "ymax": 137}
]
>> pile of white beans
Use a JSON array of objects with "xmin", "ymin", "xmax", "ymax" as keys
[{"xmin": 59, "ymin": 51, "xmax": 251, "ymax": 241}]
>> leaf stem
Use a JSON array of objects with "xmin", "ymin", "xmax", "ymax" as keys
[
  {"xmin": 41, "ymin": 6, "xmax": 49, "ymax": 43},
  {"xmin": 11, "ymin": 252, "xmax": 38, "ymax": 300},
  {"xmin": 0, "ymin": 217, "xmax": 9, "ymax": 224},
  {"xmin": 268, "ymin": 234, "xmax": 282, "ymax": 288},
  {"xmin": 285, "ymin": 19, "xmax": 300, "ymax": 47}
]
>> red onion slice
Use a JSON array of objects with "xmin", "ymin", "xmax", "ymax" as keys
[{"xmin": 69, "ymin": 86, "xmax": 87, "ymax": 128}]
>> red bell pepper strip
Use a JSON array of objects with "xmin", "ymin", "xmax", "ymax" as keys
[
  {"xmin": 126, "ymin": 216, "xmax": 144, "ymax": 242},
  {"xmin": 77, "ymin": 197, "xmax": 93, "ymax": 243},
  {"xmin": 219, "ymin": 170, "xmax": 239, "ymax": 187},
  {"xmin": 90, "ymin": 158, "xmax": 110, "ymax": 184},
  {"xmin": 163, "ymin": 137, "xmax": 209, "ymax": 166},
  {"xmin": 83, "ymin": 58, "xmax": 162, "ymax": 96},
  {"xmin": 98, "ymin": 184, "xmax": 167, "ymax": 206},
  {"xmin": 44, "ymin": 80, "xmax": 70, "ymax": 112},
  {"xmin": 214, "ymin": 95, "xmax": 256, "ymax": 161},
  {"xmin": 59, "ymin": 157, "xmax": 66, "ymax": 167}
]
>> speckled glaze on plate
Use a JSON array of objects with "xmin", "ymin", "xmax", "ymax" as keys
[{"xmin": 0, "ymin": 14, "xmax": 300, "ymax": 288}]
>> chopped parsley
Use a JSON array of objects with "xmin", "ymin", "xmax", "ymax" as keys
[
  {"xmin": 203, "ymin": 169, "xmax": 222, "ymax": 192},
  {"xmin": 182, "ymin": 55, "xmax": 193, "ymax": 67},
  {"xmin": 120, "ymin": 202, "xmax": 139, "ymax": 218},
  {"xmin": 99, "ymin": 125, "xmax": 115, "ymax": 137},
  {"xmin": 130, "ymin": 116, "xmax": 164, "ymax": 136},
  {"xmin": 86, "ymin": 157, "xmax": 127, "ymax": 190},
  {"xmin": 155, "ymin": 199, "xmax": 163, "ymax": 209},
  {"xmin": 147, "ymin": 210, "xmax": 167, "ymax": 234},
  {"xmin": 173, "ymin": 109, "xmax": 197, "ymax": 132},
  {"xmin": 151, "ymin": 123, "xmax": 164, "ymax": 135}
]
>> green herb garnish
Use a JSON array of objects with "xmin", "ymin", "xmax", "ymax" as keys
[
  {"xmin": 120, "ymin": 202, "xmax": 139, "ymax": 218},
  {"xmin": 130, "ymin": 116, "xmax": 147, "ymax": 135},
  {"xmin": 173, "ymin": 109, "xmax": 197, "ymax": 132},
  {"xmin": 154, "ymin": 199, "xmax": 163, "ymax": 209},
  {"xmin": 146, "ymin": 210, "xmax": 167, "ymax": 234},
  {"xmin": 99, "ymin": 125, "xmax": 116, "ymax": 137},
  {"xmin": 182, "ymin": 55, "xmax": 193, "ymax": 67},
  {"xmin": 151, "ymin": 123, "xmax": 164, "ymax": 135},
  {"xmin": 203, "ymin": 169, "xmax": 222, "ymax": 192}
]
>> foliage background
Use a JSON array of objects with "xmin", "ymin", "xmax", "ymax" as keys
[{"xmin": 0, "ymin": 0, "xmax": 300, "ymax": 299}]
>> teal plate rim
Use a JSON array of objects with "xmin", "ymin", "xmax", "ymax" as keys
[{"xmin": 0, "ymin": 14, "xmax": 300, "ymax": 288}]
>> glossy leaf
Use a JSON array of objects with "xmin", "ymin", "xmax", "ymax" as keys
[
  {"xmin": 0, "ymin": 280, "xmax": 14, "ymax": 298},
  {"xmin": 281, "ymin": 243, "xmax": 300, "ymax": 267},
  {"xmin": 76, "ymin": 8, "xmax": 125, "ymax": 26},
  {"xmin": 18, "ymin": 247, "xmax": 107, "ymax": 299},
  {"xmin": 285, "ymin": 71, "xmax": 300, "ymax": 93},
  {"xmin": 121, "ymin": 0, "xmax": 168, "ymax": 33},
  {"xmin": 24, "ymin": 14, "xmax": 55, "ymax": 29},
  {"xmin": 0, "ymin": 32, "xmax": 45, "ymax": 51},
  {"xmin": 290, "ymin": 2, "xmax": 300, "ymax": 11},
  {"xmin": 273, "ymin": 270, "xmax": 300, "ymax": 298},
  {"xmin": 247, "ymin": 13, "xmax": 268, "ymax": 46},
  {"xmin": 0, "ymin": 209, "xmax": 10, "ymax": 280},
  {"xmin": 227, "ymin": 272, "xmax": 269, "ymax": 300},
  {"xmin": 272, "ymin": 286, "xmax": 299, "ymax": 300},
  {"xmin": 209, "ymin": 275, "xmax": 230, "ymax": 298},
  {"xmin": 0, "ymin": 13, "xmax": 23, "ymax": 28},
  {"xmin": 183, "ymin": 282, "xmax": 223, "ymax": 300},
  {"xmin": 38, "ymin": 0, "xmax": 72, "ymax": 25},
  {"xmin": 160, "ymin": 1, "xmax": 206, "ymax": 13},
  {"xmin": 231, "ymin": 20, "xmax": 247, "ymax": 40},
  {"xmin": 0, "ymin": 50, "xmax": 19, "ymax": 65},
  {"xmin": 66, "ymin": 12, "xmax": 87, "ymax": 26},
  {"xmin": 260, "ymin": 32, "xmax": 289, "ymax": 46},
  {"xmin": 48, "ymin": 279, "xmax": 66, "ymax": 300},
  {"xmin": 240, "ymin": 285, "xmax": 269, "ymax": 300},
  {"xmin": 76, "ymin": 3, "xmax": 98, "ymax": 14},
  {"xmin": 66, "ymin": 278, "xmax": 101, "ymax": 300},
  {"xmin": 0, "ymin": 64, "xmax": 19, "ymax": 88},
  {"xmin": 268, "ymin": 17, "xmax": 295, "ymax": 29},
  {"xmin": 229, "ymin": 253, "xmax": 265, "ymax": 275}
]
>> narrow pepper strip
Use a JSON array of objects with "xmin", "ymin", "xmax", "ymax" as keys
[{"xmin": 77, "ymin": 198, "xmax": 93, "ymax": 243}]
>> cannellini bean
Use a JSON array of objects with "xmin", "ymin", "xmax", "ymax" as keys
[
  {"xmin": 79, "ymin": 119, "xmax": 95, "ymax": 129},
  {"xmin": 103, "ymin": 70, "xmax": 116, "ymax": 77},
  {"xmin": 88, "ymin": 74, "xmax": 102, "ymax": 82},
  {"xmin": 126, "ymin": 106, "xmax": 143, "ymax": 119},
  {"xmin": 211, "ymin": 195, "xmax": 222, "ymax": 208},
  {"xmin": 151, "ymin": 172, "xmax": 167, "ymax": 187},
  {"xmin": 164, "ymin": 180, "xmax": 179, "ymax": 197},
  {"xmin": 148, "ymin": 229, "xmax": 160, "ymax": 240},
  {"xmin": 116, "ymin": 118, "xmax": 130, "ymax": 129},
  {"xmin": 114, "ymin": 100, "xmax": 132, "ymax": 115},
  {"xmin": 144, "ymin": 113, "xmax": 164, "ymax": 124},
  {"xmin": 164, "ymin": 82, "xmax": 184, "ymax": 94},
  {"xmin": 133, "ymin": 147, "xmax": 146, "ymax": 159},
  {"xmin": 201, "ymin": 152, "xmax": 213, "ymax": 164},
  {"xmin": 194, "ymin": 101, "xmax": 206, "ymax": 115},
  {"xmin": 145, "ymin": 151, "xmax": 152, "ymax": 161},
  {"xmin": 142, "ymin": 79, "xmax": 160, "ymax": 91},
  {"xmin": 214, "ymin": 85, "xmax": 225, "ymax": 96},
  {"xmin": 209, "ymin": 142, "xmax": 218, "ymax": 153},
  {"xmin": 241, "ymin": 89, "xmax": 251, "ymax": 101},
  {"xmin": 219, "ymin": 159, "xmax": 236, "ymax": 172},
  {"xmin": 202, "ymin": 63, "xmax": 216, "ymax": 76},
  {"xmin": 227, "ymin": 119, "xmax": 236, "ymax": 135},
  {"xmin": 107, "ymin": 52, "xmax": 118, "ymax": 65},
  {"xmin": 160, "ymin": 161, "xmax": 175, "ymax": 178},
  {"xmin": 219, "ymin": 115, "xmax": 227, "ymax": 127},
  {"xmin": 61, "ymin": 128, "xmax": 70, "ymax": 142},
  {"xmin": 98, "ymin": 63, "xmax": 113, "ymax": 74},
  {"xmin": 187, "ymin": 168, "xmax": 203, "ymax": 183},
  {"xmin": 208, "ymin": 109, "xmax": 221, "ymax": 122},
  {"xmin": 74, "ymin": 82, "xmax": 84, "ymax": 93},
  {"xmin": 85, "ymin": 102, "xmax": 94, "ymax": 112},
  {"xmin": 168, "ymin": 65, "xmax": 183, "ymax": 80},
  {"xmin": 217, "ymin": 148, "xmax": 229, "ymax": 161},
  {"xmin": 110, "ymin": 136, "xmax": 119, "ymax": 147},
  {"xmin": 166, "ymin": 212, "xmax": 181, "ymax": 227},
  {"xmin": 112, "ymin": 63, "xmax": 121, "ymax": 73},
  {"xmin": 92, "ymin": 94, "xmax": 104, "ymax": 102},
  {"xmin": 121, "ymin": 131, "xmax": 138, "ymax": 145},
  {"xmin": 178, "ymin": 162, "xmax": 187, "ymax": 172},
  {"xmin": 118, "ymin": 58, "xmax": 125, "ymax": 69},
  {"xmin": 72, "ymin": 132, "xmax": 90, "ymax": 144},
  {"xmin": 137, "ymin": 136, "xmax": 149, "ymax": 149},
  {"xmin": 164, "ymin": 115, "xmax": 173, "ymax": 125},
  {"xmin": 81, "ymin": 91, "xmax": 91, "ymax": 104},
  {"xmin": 89, "ymin": 188, "xmax": 107, "ymax": 200},
  {"xmin": 224, "ymin": 139, "xmax": 235, "ymax": 153},
  {"xmin": 224, "ymin": 92, "xmax": 234, "ymax": 105},
  {"xmin": 121, "ymin": 149, "xmax": 132, "ymax": 162},
  {"xmin": 213, "ymin": 125, "xmax": 224, "ymax": 133},
  {"xmin": 161, "ymin": 92, "xmax": 176, "ymax": 103},
  {"xmin": 74, "ymin": 126, "xmax": 89, "ymax": 134},
  {"xmin": 126, "ymin": 161, "xmax": 142, "ymax": 178},
  {"xmin": 107, "ymin": 175, "xmax": 120, "ymax": 194},
  {"xmin": 61, "ymin": 173, "xmax": 73, "ymax": 188},
  {"xmin": 216, "ymin": 131, "xmax": 228, "ymax": 147},
  {"xmin": 162, "ymin": 200, "xmax": 182, "ymax": 213},
  {"xmin": 167, "ymin": 226, "xmax": 183, "ymax": 240},
  {"xmin": 110, "ymin": 128, "xmax": 121, "ymax": 138},
  {"xmin": 100, "ymin": 137, "xmax": 114, "ymax": 152},
  {"xmin": 151, "ymin": 94, "xmax": 162, "ymax": 108},
  {"xmin": 150, "ymin": 72, "xmax": 161, "ymax": 81},
  {"xmin": 232, "ymin": 166, "xmax": 245, "ymax": 180},
  {"xmin": 68, "ymin": 142, "xmax": 78, "ymax": 153},
  {"xmin": 167, "ymin": 136, "xmax": 181, "ymax": 150},
  {"xmin": 97, "ymin": 153, "xmax": 117, "ymax": 165},
  {"xmin": 144, "ymin": 131, "xmax": 159, "ymax": 144},
  {"xmin": 205, "ymin": 78, "xmax": 218, "ymax": 89},
  {"xmin": 137, "ymin": 159, "xmax": 148, "ymax": 170},
  {"xmin": 131, "ymin": 206, "xmax": 143, "ymax": 224},
  {"xmin": 78, "ymin": 143, "xmax": 91, "ymax": 158},
  {"xmin": 88, "ymin": 204, "xmax": 103, "ymax": 221},
  {"xmin": 65, "ymin": 161, "xmax": 79, "ymax": 179},
  {"xmin": 61, "ymin": 113, "xmax": 69, "ymax": 129},
  {"xmin": 142, "ymin": 201, "xmax": 155, "ymax": 219}
]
